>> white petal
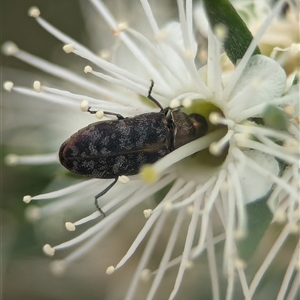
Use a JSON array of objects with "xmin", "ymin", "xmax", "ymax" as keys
[
  {"xmin": 228, "ymin": 55, "xmax": 286, "ymax": 118},
  {"xmin": 239, "ymin": 150, "xmax": 280, "ymax": 204}
]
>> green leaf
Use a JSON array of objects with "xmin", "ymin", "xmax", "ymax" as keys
[{"xmin": 202, "ymin": 0, "xmax": 260, "ymax": 65}]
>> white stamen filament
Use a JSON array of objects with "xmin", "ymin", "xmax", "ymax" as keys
[
  {"xmin": 81, "ymin": 62, "xmax": 153, "ymax": 100},
  {"xmin": 164, "ymin": 36, "xmax": 211, "ymax": 94},
  {"xmin": 236, "ymin": 262, "xmax": 249, "ymax": 298},
  {"xmin": 29, "ymin": 188, "xmax": 97, "ymax": 218},
  {"xmin": 209, "ymin": 130, "xmax": 233, "ymax": 156},
  {"xmin": 169, "ymin": 196, "xmax": 202, "ymax": 300},
  {"xmin": 235, "ymin": 123, "xmax": 298, "ymax": 144},
  {"xmin": 75, "ymin": 48, "xmax": 158, "ymax": 96},
  {"xmin": 192, "ymin": 170, "xmax": 227, "ymax": 258},
  {"xmin": 5, "ymin": 153, "xmax": 57, "ymax": 165},
  {"xmin": 115, "ymin": 178, "xmax": 186, "ymax": 270},
  {"xmin": 49, "ymin": 175, "xmax": 175, "ymax": 260},
  {"xmin": 173, "ymin": 176, "xmax": 217, "ymax": 209},
  {"xmin": 88, "ymin": 0, "xmax": 170, "ymax": 89},
  {"xmin": 247, "ymin": 225, "xmax": 291, "ymax": 299},
  {"xmin": 125, "ymin": 213, "xmax": 169, "ymax": 300},
  {"xmin": 207, "ymin": 24, "xmax": 223, "ymax": 102},
  {"xmin": 222, "ymin": 175, "xmax": 236, "ymax": 279},
  {"xmin": 71, "ymin": 211, "xmax": 101, "ymax": 227},
  {"xmin": 228, "ymin": 163, "xmax": 247, "ymax": 238},
  {"xmin": 151, "ymin": 181, "xmax": 195, "ymax": 214},
  {"xmin": 2, "ymin": 43, "xmax": 128, "ymax": 101},
  {"xmin": 5, "ymin": 84, "xmax": 79, "ymax": 107},
  {"xmin": 150, "ymin": 233, "xmax": 226, "ymax": 276},
  {"xmin": 235, "ymin": 135, "xmax": 299, "ymax": 165},
  {"xmin": 149, "ymin": 129, "xmax": 226, "ymax": 176},
  {"xmin": 206, "ymin": 223, "xmax": 220, "ymax": 300},
  {"xmin": 36, "ymin": 82, "xmax": 141, "ymax": 113},
  {"xmin": 230, "ymin": 91, "xmax": 298, "ymax": 123},
  {"xmin": 286, "ymin": 271, "xmax": 300, "ymax": 300},
  {"xmin": 146, "ymin": 209, "xmax": 186, "ymax": 300},
  {"xmin": 126, "ymin": 27, "xmax": 186, "ymax": 89},
  {"xmin": 276, "ymin": 242, "xmax": 300, "ymax": 300},
  {"xmin": 256, "ymin": 133, "xmax": 299, "ymax": 157},
  {"xmin": 31, "ymin": 179, "xmax": 99, "ymax": 200},
  {"xmin": 139, "ymin": 0, "xmax": 159, "ymax": 33},
  {"xmin": 209, "ymin": 112, "xmax": 235, "ymax": 127}
]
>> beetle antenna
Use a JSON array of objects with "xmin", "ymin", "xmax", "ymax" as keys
[
  {"xmin": 147, "ymin": 80, "xmax": 164, "ymax": 111},
  {"xmin": 94, "ymin": 177, "xmax": 118, "ymax": 216}
]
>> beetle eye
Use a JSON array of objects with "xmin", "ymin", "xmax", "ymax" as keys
[{"xmin": 189, "ymin": 113, "xmax": 208, "ymax": 137}]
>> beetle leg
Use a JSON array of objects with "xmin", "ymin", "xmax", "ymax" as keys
[
  {"xmin": 94, "ymin": 177, "xmax": 118, "ymax": 216},
  {"xmin": 87, "ymin": 107, "xmax": 125, "ymax": 120},
  {"xmin": 102, "ymin": 111, "xmax": 125, "ymax": 120}
]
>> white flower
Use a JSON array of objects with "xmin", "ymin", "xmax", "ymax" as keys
[{"xmin": 3, "ymin": 0, "xmax": 299, "ymax": 299}]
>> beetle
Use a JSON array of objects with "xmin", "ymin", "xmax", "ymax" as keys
[{"xmin": 59, "ymin": 81, "xmax": 208, "ymax": 214}]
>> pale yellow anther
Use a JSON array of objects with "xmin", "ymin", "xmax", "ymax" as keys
[
  {"xmin": 80, "ymin": 100, "xmax": 90, "ymax": 112},
  {"xmin": 182, "ymin": 98, "xmax": 192, "ymax": 108},
  {"xmin": 185, "ymin": 260, "xmax": 194, "ymax": 269},
  {"xmin": 140, "ymin": 269, "xmax": 151, "ymax": 281},
  {"xmin": 288, "ymin": 223, "xmax": 299, "ymax": 234},
  {"xmin": 99, "ymin": 49, "xmax": 111, "ymax": 60},
  {"xmin": 65, "ymin": 222, "xmax": 76, "ymax": 231},
  {"xmin": 63, "ymin": 44, "xmax": 74, "ymax": 53},
  {"xmin": 186, "ymin": 205, "xmax": 194, "ymax": 215},
  {"xmin": 33, "ymin": 81, "xmax": 41, "ymax": 92},
  {"xmin": 3, "ymin": 81, "xmax": 14, "ymax": 92},
  {"xmin": 169, "ymin": 99, "xmax": 180, "ymax": 109},
  {"xmin": 117, "ymin": 22, "xmax": 128, "ymax": 31},
  {"xmin": 164, "ymin": 202, "xmax": 173, "ymax": 212},
  {"xmin": 119, "ymin": 175, "xmax": 129, "ymax": 184},
  {"xmin": 209, "ymin": 142, "xmax": 222, "ymax": 156},
  {"xmin": 273, "ymin": 210, "xmax": 287, "ymax": 223},
  {"xmin": 283, "ymin": 139, "xmax": 299, "ymax": 154},
  {"xmin": 143, "ymin": 209, "xmax": 152, "ymax": 218},
  {"xmin": 290, "ymin": 43, "xmax": 300, "ymax": 54},
  {"xmin": 84, "ymin": 65, "xmax": 93, "ymax": 73},
  {"xmin": 214, "ymin": 23, "xmax": 228, "ymax": 42},
  {"xmin": 106, "ymin": 266, "xmax": 115, "ymax": 275},
  {"xmin": 209, "ymin": 112, "xmax": 222, "ymax": 124},
  {"xmin": 43, "ymin": 244, "xmax": 55, "ymax": 256},
  {"xmin": 96, "ymin": 110, "xmax": 104, "ymax": 119},
  {"xmin": 235, "ymin": 258, "xmax": 246, "ymax": 269},
  {"xmin": 28, "ymin": 6, "xmax": 40, "ymax": 17},
  {"xmin": 1, "ymin": 42, "xmax": 19, "ymax": 56},
  {"xmin": 234, "ymin": 229, "xmax": 246, "ymax": 240},
  {"xmin": 23, "ymin": 195, "xmax": 32, "ymax": 203}
]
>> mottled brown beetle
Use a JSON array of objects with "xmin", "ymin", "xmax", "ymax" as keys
[{"xmin": 59, "ymin": 81, "xmax": 208, "ymax": 214}]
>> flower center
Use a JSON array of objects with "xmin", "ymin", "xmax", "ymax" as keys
[{"xmin": 177, "ymin": 100, "xmax": 229, "ymax": 181}]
